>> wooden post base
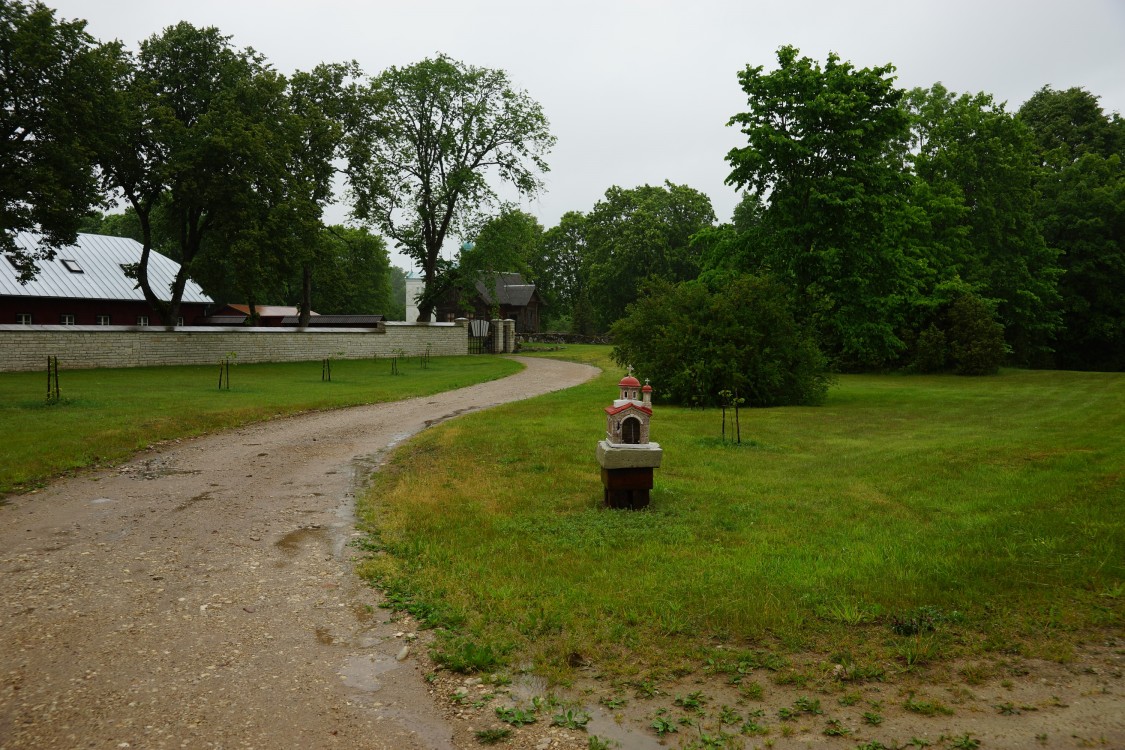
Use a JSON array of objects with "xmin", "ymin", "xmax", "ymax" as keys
[{"xmin": 602, "ymin": 467, "xmax": 653, "ymax": 509}]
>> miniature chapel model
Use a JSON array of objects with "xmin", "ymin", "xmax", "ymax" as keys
[{"xmin": 596, "ymin": 371, "xmax": 662, "ymax": 509}]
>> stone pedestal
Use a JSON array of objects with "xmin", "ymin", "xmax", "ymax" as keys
[{"xmin": 596, "ymin": 440, "xmax": 662, "ymax": 509}]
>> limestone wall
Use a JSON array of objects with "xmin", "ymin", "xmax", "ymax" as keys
[{"xmin": 0, "ymin": 321, "xmax": 468, "ymax": 372}]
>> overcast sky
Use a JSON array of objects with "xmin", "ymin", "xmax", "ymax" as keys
[{"xmin": 46, "ymin": 0, "xmax": 1125, "ymax": 272}]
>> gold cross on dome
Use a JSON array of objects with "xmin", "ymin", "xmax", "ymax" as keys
[{"xmin": 626, "ymin": 364, "xmax": 634, "ymax": 377}]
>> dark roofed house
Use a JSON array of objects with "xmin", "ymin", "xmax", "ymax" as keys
[
  {"xmin": 436, "ymin": 272, "xmax": 542, "ymax": 333},
  {"xmin": 0, "ymin": 232, "xmax": 212, "ymax": 326}
]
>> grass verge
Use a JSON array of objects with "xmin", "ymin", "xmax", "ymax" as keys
[
  {"xmin": 355, "ymin": 345, "xmax": 1123, "ymax": 683},
  {"xmin": 0, "ymin": 355, "xmax": 521, "ymax": 495}
]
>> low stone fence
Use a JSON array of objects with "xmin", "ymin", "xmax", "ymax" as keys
[{"xmin": 0, "ymin": 321, "xmax": 468, "ymax": 372}]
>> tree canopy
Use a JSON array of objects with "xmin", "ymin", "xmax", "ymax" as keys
[
  {"xmin": 0, "ymin": 0, "xmax": 118, "ymax": 280},
  {"xmin": 725, "ymin": 45, "xmax": 914, "ymax": 369},
  {"xmin": 343, "ymin": 54, "xmax": 555, "ymax": 321}
]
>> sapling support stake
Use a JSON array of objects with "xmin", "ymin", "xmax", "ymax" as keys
[
  {"xmin": 46, "ymin": 356, "xmax": 60, "ymax": 402},
  {"xmin": 735, "ymin": 389, "xmax": 741, "ymax": 445},
  {"xmin": 218, "ymin": 357, "xmax": 231, "ymax": 391},
  {"xmin": 322, "ymin": 358, "xmax": 331, "ymax": 382}
]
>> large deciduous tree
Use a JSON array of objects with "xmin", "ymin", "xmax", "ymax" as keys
[
  {"xmin": 906, "ymin": 84, "xmax": 1061, "ymax": 366},
  {"xmin": 538, "ymin": 211, "xmax": 589, "ymax": 331},
  {"xmin": 1, "ymin": 0, "xmax": 118, "ymax": 280},
  {"xmin": 1019, "ymin": 86, "xmax": 1125, "ymax": 370},
  {"xmin": 343, "ymin": 54, "xmax": 555, "ymax": 321},
  {"xmin": 725, "ymin": 45, "xmax": 914, "ymax": 369},
  {"xmin": 97, "ymin": 23, "xmax": 318, "ymax": 326},
  {"xmin": 299, "ymin": 226, "xmax": 393, "ymax": 315}
]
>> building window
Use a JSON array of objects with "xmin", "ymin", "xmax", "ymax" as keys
[
  {"xmin": 136, "ymin": 315, "xmax": 149, "ymax": 326},
  {"xmin": 61, "ymin": 314, "xmax": 76, "ymax": 325},
  {"xmin": 16, "ymin": 312, "xmax": 32, "ymax": 325},
  {"xmin": 96, "ymin": 315, "xmax": 111, "ymax": 325},
  {"xmin": 60, "ymin": 259, "xmax": 83, "ymax": 273},
  {"xmin": 176, "ymin": 316, "xmax": 184, "ymax": 327}
]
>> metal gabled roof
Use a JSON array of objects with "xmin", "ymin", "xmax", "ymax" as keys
[
  {"xmin": 474, "ymin": 272, "xmax": 538, "ymax": 307},
  {"xmin": 1, "ymin": 232, "xmax": 212, "ymax": 304}
]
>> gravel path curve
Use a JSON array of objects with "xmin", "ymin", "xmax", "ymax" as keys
[{"xmin": 0, "ymin": 356, "xmax": 599, "ymax": 750}]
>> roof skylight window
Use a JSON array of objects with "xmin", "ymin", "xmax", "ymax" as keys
[{"xmin": 61, "ymin": 259, "xmax": 83, "ymax": 273}]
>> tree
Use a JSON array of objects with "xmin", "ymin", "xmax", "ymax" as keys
[
  {"xmin": 343, "ymin": 54, "xmax": 555, "ymax": 321},
  {"xmin": 539, "ymin": 211, "xmax": 589, "ymax": 331},
  {"xmin": 582, "ymin": 181, "xmax": 715, "ymax": 332},
  {"xmin": 906, "ymin": 85, "xmax": 1061, "ymax": 366},
  {"xmin": 611, "ymin": 274, "xmax": 830, "ymax": 407},
  {"xmin": 387, "ymin": 265, "xmax": 408, "ymax": 321},
  {"xmin": 725, "ymin": 46, "xmax": 915, "ymax": 369},
  {"xmin": 1019, "ymin": 87, "xmax": 1125, "ymax": 370},
  {"xmin": 0, "ymin": 0, "xmax": 118, "ymax": 280},
  {"xmin": 94, "ymin": 23, "xmax": 349, "ymax": 326},
  {"xmin": 298, "ymin": 226, "xmax": 392, "ymax": 315}
]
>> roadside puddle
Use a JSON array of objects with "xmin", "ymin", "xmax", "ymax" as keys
[
  {"xmin": 274, "ymin": 526, "xmax": 328, "ymax": 554},
  {"xmin": 338, "ymin": 652, "xmax": 401, "ymax": 691}
]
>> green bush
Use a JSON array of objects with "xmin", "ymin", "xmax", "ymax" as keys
[
  {"xmin": 906, "ymin": 290, "xmax": 1006, "ymax": 375},
  {"xmin": 947, "ymin": 294, "xmax": 1006, "ymax": 375},
  {"xmin": 913, "ymin": 324, "xmax": 948, "ymax": 373},
  {"xmin": 610, "ymin": 274, "xmax": 831, "ymax": 406}
]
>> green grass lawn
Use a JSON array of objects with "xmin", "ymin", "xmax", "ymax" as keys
[
  {"xmin": 356, "ymin": 346, "xmax": 1124, "ymax": 681},
  {"xmin": 0, "ymin": 355, "xmax": 521, "ymax": 495}
]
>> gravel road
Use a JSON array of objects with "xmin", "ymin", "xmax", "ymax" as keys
[{"xmin": 0, "ymin": 356, "xmax": 598, "ymax": 750}]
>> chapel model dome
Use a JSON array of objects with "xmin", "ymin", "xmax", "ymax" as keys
[{"xmin": 618, "ymin": 375, "xmax": 641, "ymax": 388}]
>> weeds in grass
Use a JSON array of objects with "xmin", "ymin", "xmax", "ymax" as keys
[
  {"xmin": 898, "ymin": 634, "xmax": 942, "ymax": 667},
  {"xmin": 650, "ymin": 710, "xmax": 678, "ymax": 736},
  {"xmin": 823, "ymin": 718, "xmax": 851, "ymax": 736},
  {"xmin": 819, "ymin": 600, "xmax": 879, "ymax": 625},
  {"xmin": 947, "ymin": 734, "xmax": 981, "ymax": 749},
  {"xmin": 675, "ymin": 691, "xmax": 707, "ymax": 711},
  {"xmin": 551, "ymin": 709, "xmax": 590, "ymax": 729},
  {"xmin": 587, "ymin": 737, "xmax": 615, "ymax": 750},
  {"xmin": 432, "ymin": 636, "xmax": 505, "ymax": 674},
  {"xmin": 495, "ymin": 706, "xmax": 536, "ymax": 726},
  {"xmin": 862, "ymin": 711, "xmax": 883, "ymax": 726},
  {"xmin": 794, "ymin": 696, "xmax": 822, "ymax": 714},
  {"xmin": 474, "ymin": 727, "xmax": 512, "ymax": 745},
  {"xmin": 839, "ymin": 692, "xmax": 861, "ymax": 706},
  {"xmin": 957, "ymin": 663, "xmax": 991, "ymax": 685},
  {"xmin": 600, "ymin": 696, "xmax": 627, "ymax": 709},
  {"xmin": 740, "ymin": 718, "xmax": 768, "ymax": 736},
  {"xmin": 740, "ymin": 681, "xmax": 764, "ymax": 701},
  {"xmin": 904, "ymin": 694, "xmax": 954, "ymax": 716}
]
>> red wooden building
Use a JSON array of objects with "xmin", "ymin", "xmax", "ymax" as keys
[{"xmin": 1, "ymin": 232, "xmax": 212, "ymax": 326}]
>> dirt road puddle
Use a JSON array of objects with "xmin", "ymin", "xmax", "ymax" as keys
[{"xmin": 339, "ymin": 653, "xmax": 401, "ymax": 692}]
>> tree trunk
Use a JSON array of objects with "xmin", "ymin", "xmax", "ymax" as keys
[
  {"xmin": 416, "ymin": 262, "xmax": 436, "ymax": 322},
  {"xmin": 135, "ymin": 210, "xmax": 171, "ymax": 326}
]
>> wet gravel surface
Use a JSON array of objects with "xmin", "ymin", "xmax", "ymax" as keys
[{"xmin": 0, "ymin": 357, "xmax": 597, "ymax": 750}]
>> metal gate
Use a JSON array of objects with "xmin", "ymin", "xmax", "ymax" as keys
[{"xmin": 467, "ymin": 319, "xmax": 493, "ymax": 354}]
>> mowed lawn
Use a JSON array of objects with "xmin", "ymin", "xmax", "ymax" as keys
[
  {"xmin": 0, "ymin": 355, "xmax": 521, "ymax": 495},
  {"xmin": 357, "ymin": 346, "xmax": 1124, "ymax": 678}
]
